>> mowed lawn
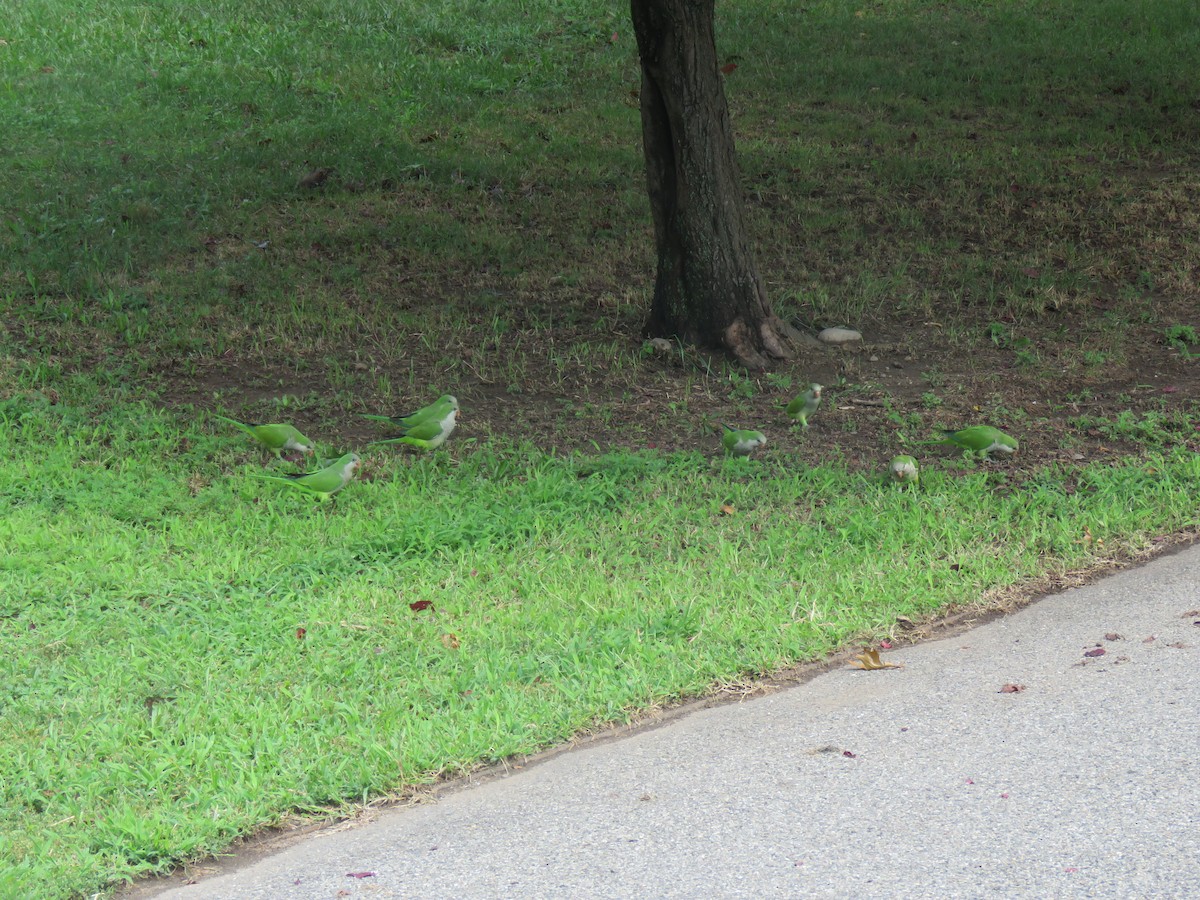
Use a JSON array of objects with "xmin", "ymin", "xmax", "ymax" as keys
[{"xmin": 2, "ymin": 0, "xmax": 1200, "ymax": 896}]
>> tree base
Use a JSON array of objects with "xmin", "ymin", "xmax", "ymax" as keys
[{"xmin": 720, "ymin": 316, "xmax": 798, "ymax": 369}]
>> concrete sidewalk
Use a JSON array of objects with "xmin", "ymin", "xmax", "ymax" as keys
[{"xmin": 146, "ymin": 545, "xmax": 1200, "ymax": 899}]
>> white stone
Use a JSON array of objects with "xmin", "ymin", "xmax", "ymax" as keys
[{"xmin": 818, "ymin": 327, "xmax": 863, "ymax": 345}]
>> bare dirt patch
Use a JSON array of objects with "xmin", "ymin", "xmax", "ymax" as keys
[{"xmin": 156, "ymin": 298, "xmax": 1199, "ymax": 476}]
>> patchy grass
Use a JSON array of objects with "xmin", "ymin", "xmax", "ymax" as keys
[
  {"xmin": 2, "ymin": 0, "xmax": 1197, "ymax": 461},
  {"xmin": 2, "ymin": 0, "xmax": 1199, "ymax": 895}
]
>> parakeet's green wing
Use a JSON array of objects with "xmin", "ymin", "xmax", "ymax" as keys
[
  {"xmin": 721, "ymin": 426, "xmax": 767, "ymax": 456},
  {"xmin": 942, "ymin": 426, "xmax": 1018, "ymax": 454},
  {"xmin": 251, "ymin": 453, "xmax": 359, "ymax": 498},
  {"xmin": 215, "ymin": 415, "xmax": 313, "ymax": 454},
  {"xmin": 917, "ymin": 425, "xmax": 1016, "ymax": 456},
  {"xmin": 363, "ymin": 394, "xmax": 458, "ymax": 430},
  {"xmin": 400, "ymin": 419, "xmax": 443, "ymax": 442}
]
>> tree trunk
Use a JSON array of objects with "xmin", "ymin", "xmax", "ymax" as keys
[{"xmin": 630, "ymin": 0, "xmax": 799, "ymax": 368}]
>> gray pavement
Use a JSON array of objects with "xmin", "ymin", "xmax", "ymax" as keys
[{"xmin": 147, "ymin": 544, "xmax": 1200, "ymax": 899}]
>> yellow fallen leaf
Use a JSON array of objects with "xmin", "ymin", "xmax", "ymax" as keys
[
  {"xmin": 441, "ymin": 633, "xmax": 461, "ymax": 650},
  {"xmin": 850, "ymin": 648, "xmax": 902, "ymax": 670}
]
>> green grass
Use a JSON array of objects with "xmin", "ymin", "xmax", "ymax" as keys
[
  {"xmin": 3, "ymin": 0, "xmax": 1200, "ymax": 895},
  {"xmin": 2, "ymin": 396, "xmax": 1199, "ymax": 897},
  {"xmin": 3, "ymin": 0, "xmax": 1199, "ymax": 330}
]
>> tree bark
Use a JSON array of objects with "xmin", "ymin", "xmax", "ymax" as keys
[{"xmin": 630, "ymin": 0, "xmax": 799, "ymax": 368}]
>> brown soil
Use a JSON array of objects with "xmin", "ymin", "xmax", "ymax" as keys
[{"xmin": 159, "ymin": 300, "xmax": 1199, "ymax": 475}]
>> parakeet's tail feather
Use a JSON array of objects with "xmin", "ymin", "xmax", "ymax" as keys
[
  {"xmin": 214, "ymin": 414, "xmax": 259, "ymax": 434},
  {"xmin": 249, "ymin": 474, "xmax": 291, "ymax": 485},
  {"xmin": 363, "ymin": 415, "xmax": 413, "ymax": 434},
  {"xmin": 250, "ymin": 472, "xmax": 310, "ymax": 484}
]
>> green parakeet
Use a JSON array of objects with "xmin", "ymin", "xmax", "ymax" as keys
[
  {"xmin": 214, "ymin": 415, "xmax": 315, "ymax": 458},
  {"xmin": 888, "ymin": 455, "xmax": 920, "ymax": 486},
  {"xmin": 722, "ymin": 424, "xmax": 767, "ymax": 457},
  {"xmin": 921, "ymin": 425, "xmax": 1018, "ymax": 457},
  {"xmin": 369, "ymin": 406, "xmax": 458, "ymax": 451},
  {"xmin": 251, "ymin": 452, "xmax": 360, "ymax": 501},
  {"xmin": 786, "ymin": 383, "xmax": 823, "ymax": 427},
  {"xmin": 362, "ymin": 394, "xmax": 458, "ymax": 429}
]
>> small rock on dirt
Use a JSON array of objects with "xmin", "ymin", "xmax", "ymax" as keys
[{"xmin": 819, "ymin": 327, "xmax": 863, "ymax": 345}]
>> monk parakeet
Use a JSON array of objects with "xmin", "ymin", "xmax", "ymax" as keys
[
  {"xmin": 888, "ymin": 455, "xmax": 920, "ymax": 486},
  {"xmin": 251, "ymin": 452, "xmax": 360, "ymax": 501},
  {"xmin": 921, "ymin": 425, "xmax": 1018, "ymax": 457},
  {"xmin": 214, "ymin": 416, "xmax": 315, "ymax": 458},
  {"xmin": 363, "ymin": 394, "xmax": 458, "ymax": 429},
  {"xmin": 722, "ymin": 424, "xmax": 767, "ymax": 457},
  {"xmin": 369, "ymin": 406, "xmax": 458, "ymax": 451},
  {"xmin": 786, "ymin": 383, "xmax": 823, "ymax": 427}
]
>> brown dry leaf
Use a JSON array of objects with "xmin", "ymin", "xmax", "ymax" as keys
[
  {"xmin": 719, "ymin": 503, "xmax": 735, "ymax": 516},
  {"xmin": 440, "ymin": 633, "xmax": 461, "ymax": 650},
  {"xmin": 850, "ymin": 648, "xmax": 902, "ymax": 670}
]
